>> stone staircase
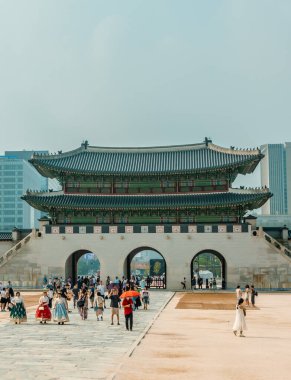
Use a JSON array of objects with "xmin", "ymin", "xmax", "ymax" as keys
[
  {"xmin": 0, "ymin": 232, "xmax": 33, "ymax": 269},
  {"xmin": 262, "ymin": 231, "xmax": 291, "ymax": 260},
  {"xmin": 262, "ymin": 231, "xmax": 291, "ymax": 288}
]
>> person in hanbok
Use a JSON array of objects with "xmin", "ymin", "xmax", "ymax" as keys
[
  {"xmin": 93, "ymin": 291, "xmax": 104, "ymax": 321},
  {"xmin": 35, "ymin": 289, "xmax": 51, "ymax": 324},
  {"xmin": 77, "ymin": 289, "xmax": 89, "ymax": 320},
  {"xmin": 233, "ymin": 298, "xmax": 247, "ymax": 337},
  {"xmin": 53, "ymin": 292, "xmax": 69, "ymax": 325},
  {"xmin": 10, "ymin": 291, "xmax": 27, "ymax": 324}
]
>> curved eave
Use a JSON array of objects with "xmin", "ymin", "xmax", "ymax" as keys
[
  {"xmin": 22, "ymin": 192, "xmax": 272, "ymax": 213},
  {"xmin": 29, "ymin": 140, "xmax": 263, "ymax": 179},
  {"xmin": 29, "ymin": 156, "xmax": 262, "ymax": 179}
]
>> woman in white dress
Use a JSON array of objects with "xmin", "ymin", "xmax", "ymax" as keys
[{"xmin": 233, "ymin": 298, "xmax": 247, "ymax": 337}]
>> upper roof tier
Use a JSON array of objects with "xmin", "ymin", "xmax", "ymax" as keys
[{"xmin": 29, "ymin": 139, "xmax": 263, "ymax": 178}]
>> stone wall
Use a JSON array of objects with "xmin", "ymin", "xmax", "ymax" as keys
[{"xmin": 0, "ymin": 230, "xmax": 291, "ymax": 289}]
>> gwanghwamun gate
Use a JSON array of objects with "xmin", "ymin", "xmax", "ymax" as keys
[{"xmin": 1, "ymin": 138, "xmax": 291, "ymax": 290}]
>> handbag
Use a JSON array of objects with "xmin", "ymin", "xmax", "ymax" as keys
[{"xmin": 77, "ymin": 299, "xmax": 85, "ymax": 308}]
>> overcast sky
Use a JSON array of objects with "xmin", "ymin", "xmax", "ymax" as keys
[{"xmin": 0, "ymin": 1, "xmax": 290, "ymax": 186}]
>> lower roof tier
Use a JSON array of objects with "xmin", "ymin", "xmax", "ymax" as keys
[{"xmin": 22, "ymin": 190, "xmax": 271, "ymax": 212}]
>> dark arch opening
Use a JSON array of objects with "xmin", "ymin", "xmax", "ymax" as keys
[
  {"xmin": 65, "ymin": 250, "xmax": 100, "ymax": 284},
  {"xmin": 125, "ymin": 246, "xmax": 167, "ymax": 289},
  {"xmin": 190, "ymin": 250, "xmax": 226, "ymax": 290}
]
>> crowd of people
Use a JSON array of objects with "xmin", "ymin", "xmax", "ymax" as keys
[
  {"xmin": 1, "ymin": 275, "xmax": 151, "ymax": 331},
  {"xmin": 1, "ymin": 277, "xmax": 258, "ymax": 338},
  {"xmin": 180, "ymin": 276, "xmax": 226, "ymax": 290}
]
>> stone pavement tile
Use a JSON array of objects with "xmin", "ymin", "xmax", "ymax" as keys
[{"xmin": 0, "ymin": 291, "xmax": 172, "ymax": 380}]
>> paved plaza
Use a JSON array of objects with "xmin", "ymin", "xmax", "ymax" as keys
[
  {"xmin": 2, "ymin": 291, "xmax": 291, "ymax": 380},
  {"xmin": 0, "ymin": 291, "xmax": 173, "ymax": 380},
  {"xmin": 116, "ymin": 292, "xmax": 291, "ymax": 380}
]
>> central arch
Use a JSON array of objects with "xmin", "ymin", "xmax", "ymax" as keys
[
  {"xmin": 124, "ymin": 246, "xmax": 167, "ymax": 288},
  {"xmin": 65, "ymin": 250, "xmax": 100, "ymax": 284},
  {"xmin": 190, "ymin": 250, "xmax": 226, "ymax": 289}
]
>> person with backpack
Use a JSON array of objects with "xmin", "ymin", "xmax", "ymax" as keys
[
  {"xmin": 77, "ymin": 289, "xmax": 88, "ymax": 320},
  {"xmin": 109, "ymin": 288, "xmax": 120, "ymax": 325}
]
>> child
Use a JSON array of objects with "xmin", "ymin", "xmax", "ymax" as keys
[
  {"xmin": 141, "ymin": 287, "xmax": 150, "ymax": 310},
  {"xmin": 93, "ymin": 291, "xmax": 104, "ymax": 321}
]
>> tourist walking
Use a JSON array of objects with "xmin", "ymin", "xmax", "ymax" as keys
[
  {"xmin": 96, "ymin": 280, "xmax": 106, "ymax": 308},
  {"xmin": 72, "ymin": 284, "xmax": 79, "ymax": 309},
  {"xmin": 233, "ymin": 298, "xmax": 247, "ymax": 337},
  {"xmin": 198, "ymin": 277, "xmax": 203, "ymax": 289},
  {"xmin": 181, "ymin": 277, "xmax": 186, "ymax": 290},
  {"xmin": 10, "ymin": 291, "xmax": 27, "ymax": 324},
  {"xmin": 140, "ymin": 277, "xmax": 146, "ymax": 290},
  {"xmin": 141, "ymin": 287, "xmax": 150, "ymax": 310},
  {"xmin": 244, "ymin": 285, "xmax": 250, "ymax": 306},
  {"xmin": 0, "ymin": 287, "xmax": 7, "ymax": 312},
  {"xmin": 93, "ymin": 291, "xmax": 104, "ymax": 321},
  {"xmin": 53, "ymin": 292, "xmax": 69, "ymax": 325},
  {"xmin": 191, "ymin": 276, "xmax": 196, "ymax": 290},
  {"xmin": 213, "ymin": 278, "xmax": 217, "ymax": 289},
  {"xmin": 109, "ymin": 288, "xmax": 120, "ymax": 325},
  {"xmin": 89, "ymin": 284, "xmax": 95, "ymax": 308},
  {"xmin": 47, "ymin": 288, "xmax": 53, "ymax": 308},
  {"xmin": 35, "ymin": 290, "xmax": 51, "ymax": 324},
  {"xmin": 122, "ymin": 296, "xmax": 133, "ymax": 331},
  {"xmin": 77, "ymin": 289, "xmax": 88, "ymax": 320},
  {"xmin": 235, "ymin": 285, "xmax": 242, "ymax": 302},
  {"xmin": 250, "ymin": 285, "xmax": 257, "ymax": 307}
]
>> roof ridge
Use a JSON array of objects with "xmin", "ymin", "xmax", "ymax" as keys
[{"xmin": 208, "ymin": 143, "xmax": 261, "ymax": 156}]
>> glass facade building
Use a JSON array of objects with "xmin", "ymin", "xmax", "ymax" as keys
[
  {"xmin": 0, "ymin": 151, "xmax": 49, "ymax": 231},
  {"xmin": 260, "ymin": 143, "xmax": 291, "ymax": 215}
]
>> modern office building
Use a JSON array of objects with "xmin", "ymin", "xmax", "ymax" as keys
[
  {"xmin": 260, "ymin": 143, "xmax": 291, "ymax": 215},
  {"xmin": 0, "ymin": 151, "xmax": 49, "ymax": 231}
]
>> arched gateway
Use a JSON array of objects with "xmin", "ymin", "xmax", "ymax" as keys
[
  {"xmin": 20, "ymin": 138, "xmax": 271, "ymax": 289},
  {"xmin": 65, "ymin": 250, "xmax": 100, "ymax": 284},
  {"xmin": 125, "ymin": 247, "xmax": 166, "ymax": 288},
  {"xmin": 191, "ymin": 250, "xmax": 226, "ymax": 289}
]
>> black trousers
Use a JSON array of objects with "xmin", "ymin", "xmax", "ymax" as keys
[{"xmin": 125, "ymin": 313, "xmax": 133, "ymax": 330}]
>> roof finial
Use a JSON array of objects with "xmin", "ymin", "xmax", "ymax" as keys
[
  {"xmin": 81, "ymin": 140, "xmax": 89, "ymax": 149},
  {"xmin": 204, "ymin": 137, "xmax": 212, "ymax": 146}
]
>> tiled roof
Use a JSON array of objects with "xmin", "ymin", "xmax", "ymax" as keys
[
  {"xmin": 22, "ymin": 191, "xmax": 271, "ymax": 211},
  {"xmin": 29, "ymin": 141, "xmax": 263, "ymax": 177}
]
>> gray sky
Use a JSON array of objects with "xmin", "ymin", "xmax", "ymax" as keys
[{"xmin": 0, "ymin": 1, "xmax": 290, "ymax": 186}]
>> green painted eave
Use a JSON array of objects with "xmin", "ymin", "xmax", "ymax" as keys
[{"xmin": 22, "ymin": 191, "xmax": 272, "ymax": 213}]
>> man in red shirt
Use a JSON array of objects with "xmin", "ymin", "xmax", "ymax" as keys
[{"xmin": 122, "ymin": 297, "xmax": 133, "ymax": 331}]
